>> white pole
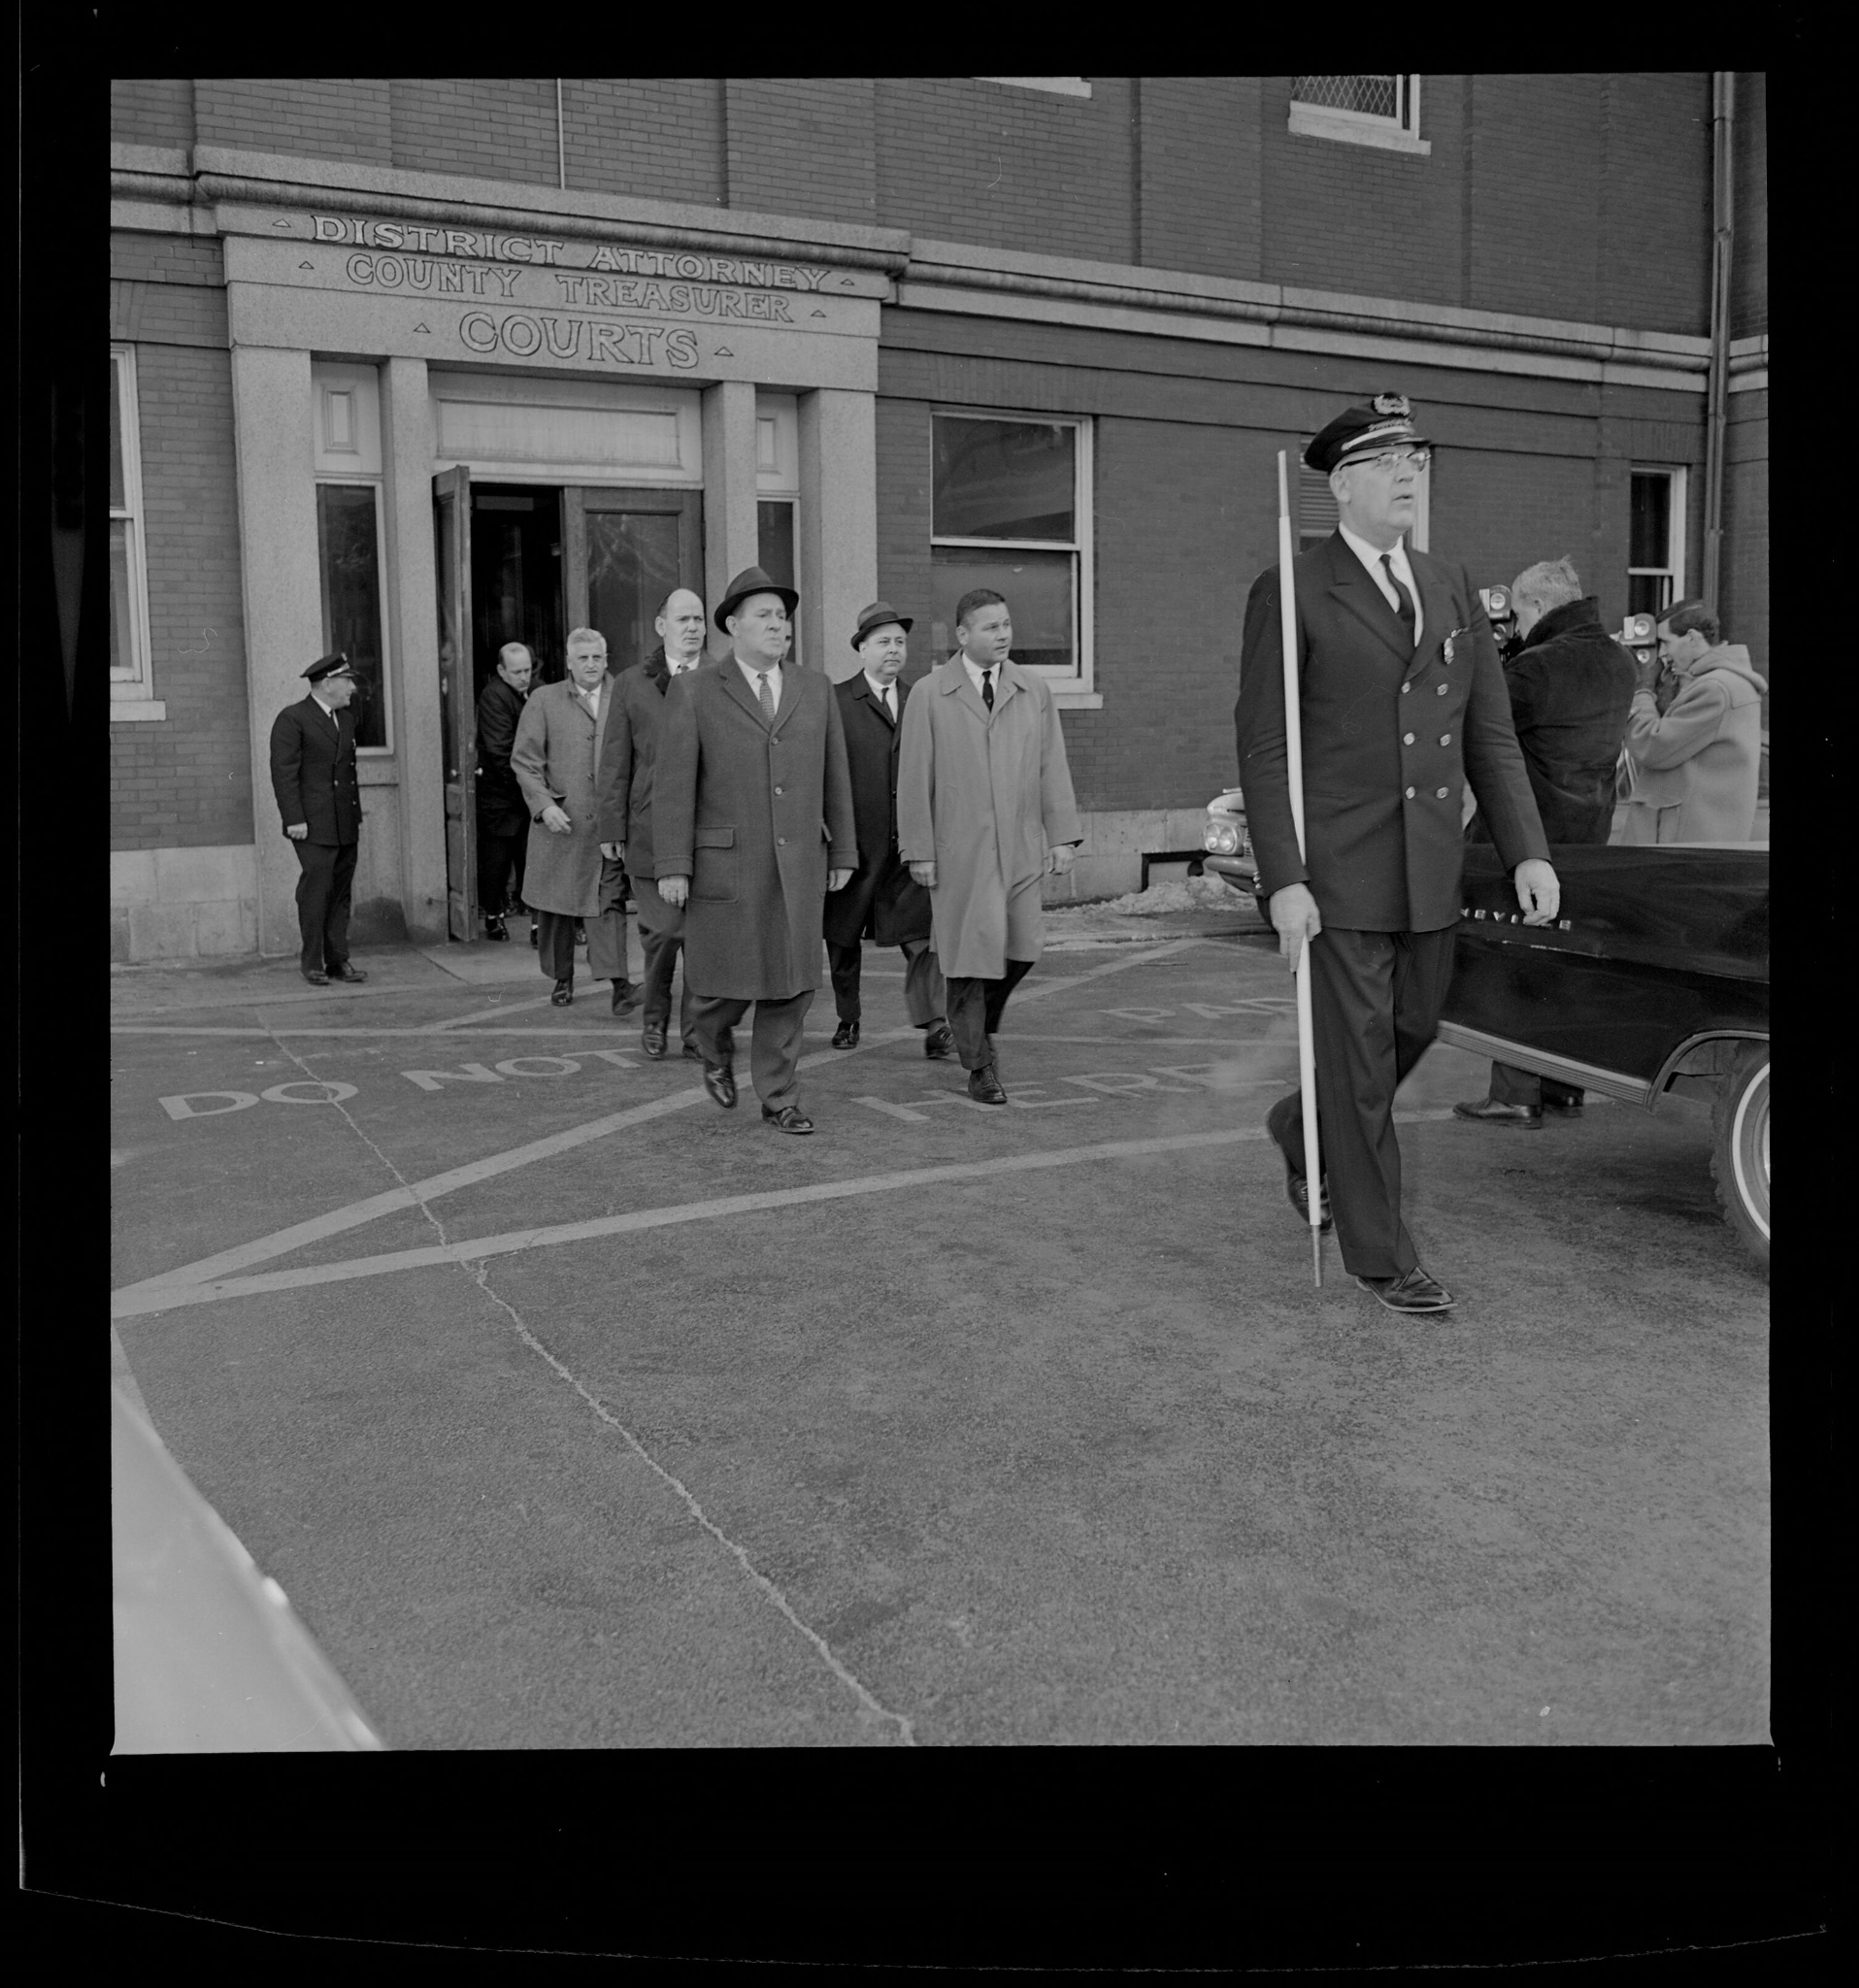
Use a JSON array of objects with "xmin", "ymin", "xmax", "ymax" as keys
[{"xmin": 1277, "ymin": 452, "xmax": 1323, "ymax": 1287}]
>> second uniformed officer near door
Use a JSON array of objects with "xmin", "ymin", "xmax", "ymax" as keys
[
  {"xmin": 1234, "ymin": 393, "xmax": 1559, "ymax": 1314},
  {"xmin": 268, "ymin": 651, "xmax": 368, "ymax": 986},
  {"xmin": 822, "ymin": 601, "xmax": 954, "ymax": 1059}
]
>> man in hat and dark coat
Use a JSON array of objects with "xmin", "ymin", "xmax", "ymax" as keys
[
  {"xmin": 269, "ymin": 652, "xmax": 368, "ymax": 986},
  {"xmin": 474, "ymin": 642, "xmax": 534, "ymax": 942},
  {"xmin": 822, "ymin": 603, "xmax": 954, "ymax": 1057},
  {"xmin": 654, "ymin": 567, "xmax": 858, "ymax": 1133},
  {"xmin": 596, "ymin": 587, "xmax": 710, "ymax": 1060},
  {"xmin": 1235, "ymin": 392, "xmax": 1559, "ymax": 1314},
  {"xmin": 512, "ymin": 625, "xmax": 638, "ymax": 1010}
]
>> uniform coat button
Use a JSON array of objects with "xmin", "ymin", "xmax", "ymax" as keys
[
  {"xmin": 1405, "ymin": 786, "xmax": 1416, "ymax": 799},
  {"xmin": 1401, "ymin": 681, "xmax": 1411, "ymax": 693},
  {"xmin": 774, "ymin": 786, "xmax": 783, "ymax": 795},
  {"xmin": 778, "ymin": 836, "xmax": 786, "ymax": 845},
  {"xmin": 1403, "ymin": 732, "xmax": 1415, "ymax": 745},
  {"xmin": 1436, "ymin": 786, "xmax": 1449, "ymax": 799},
  {"xmin": 1437, "ymin": 683, "xmax": 1448, "ymax": 695},
  {"xmin": 1441, "ymin": 734, "xmax": 1451, "ymax": 745}
]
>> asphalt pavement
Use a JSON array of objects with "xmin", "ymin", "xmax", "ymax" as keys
[{"xmin": 110, "ymin": 899, "xmax": 1770, "ymax": 1746}]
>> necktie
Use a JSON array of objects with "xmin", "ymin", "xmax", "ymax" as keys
[
  {"xmin": 754, "ymin": 671, "xmax": 776, "ymax": 721},
  {"xmin": 981, "ymin": 669, "xmax": 995, "ymax": 712},
  {"xmin": 883, "ymin": 685, "xmax": 896, "ymax": 721},
  {"xmin": 1380, "ymin": 553, "xmax": 1417, "ymax": 648}
]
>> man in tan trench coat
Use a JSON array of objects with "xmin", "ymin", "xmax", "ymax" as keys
[
  {"xmin": 654, "ymin": 567, "xmax": 858, "ymax": 1133},
  {"xmin": 511, "ymin": 626, "xmax": 637, "ymax": 1011},
  {"xmin": 896, "ymin": 587, "xmax": 1082, "ymax": 1104}
]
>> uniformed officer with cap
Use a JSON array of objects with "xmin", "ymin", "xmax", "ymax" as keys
[
  {"xmin": 269, "ymin": 652, "xmax": 367, "ymax": 986},
  {"xmin": 1234, "ymin": 393, "xmax": 1559, "ymax": 1313}
]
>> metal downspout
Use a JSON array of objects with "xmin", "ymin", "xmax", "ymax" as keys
[
  {"xmin": 556, "ymin": 80, "xmax": 567, "ymax": 190},
  {"xmin": 1702, "ymin": 72, "xmax": 1736, "ymax": 610}
]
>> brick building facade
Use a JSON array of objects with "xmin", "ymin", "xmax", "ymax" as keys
[{"xmin": 109, "ymin": 75, "xmax": 1767, "ymax": 962}]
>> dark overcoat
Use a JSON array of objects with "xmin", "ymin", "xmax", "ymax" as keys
[
  {"xmin": 1235, "ymin": 531, "xmax": 1547, "ymax": 932},
  {"xmin": 473, "ymin": 674, "xmax": 530, "ymax": 837},
  {"xmin": 511, "ymin": 679, "xmax": 615, "ymax": 917},
  {"xmin": 594, "ymin": 647, "xmax": 684, "ymax": 878},
  {"xmin": 822, "ymin": 673, "xmax": 933, "ymax": 949},
  {"xmin": 1468, "ymin": 596, "xmax": 1637, "ymax": 846},
  {"xmin": 653, "ymin": 659, "xmax": 858, "ymax": 1000},
  {"xmin": 268, "ymin": 697, "xmax": 362, "ymax": 845}
]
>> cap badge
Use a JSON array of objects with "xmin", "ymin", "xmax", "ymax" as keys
[{"xmin": 1372, "ymin": 392, "xmax": 1411, "ymax": 417}]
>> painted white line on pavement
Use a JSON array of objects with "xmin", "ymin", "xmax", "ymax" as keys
[
  {"xmin": 113, "ymin": 1025, "xmax": 655, "ymax": 1039},
  {"xmin": 112, "ymin": 1110, "xmax": 1462, "ymax": 1319},
  {"xmin": 432, "ymin": 993, "xmax": 562, "ymax": 1028},
  {"xmin": 115, "ymin": 937, "xmax": 1205, "ymax": 1306}
]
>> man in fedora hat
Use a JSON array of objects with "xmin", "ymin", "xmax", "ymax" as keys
[
  {"xmin": 269, "ymin": 652, "xmax": 368, "ymax": 986},
  {"xmin": 654, "ymin": 567, "xmax": 858, "ymax": 1133},
  {"xmin": 896, "ymin": 586, "xmax": 1081, "ymax": 1105},
  {"xmin": 822, "ymin": 603, "xmax": 954, "ymax": 1057},
  {"xmin": 1235, "ymin": 391, "xmax": 1558, "ymax": 1314}
]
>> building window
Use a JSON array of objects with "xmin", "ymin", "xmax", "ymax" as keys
[
  {"xmin": 315, "ymin": 485, "xmax": 390, "ymax": 750},
  {"xmin": 1299, "ymin": 443, "xmax": 1430, "ymax": 553},
  {"xmin": 974, "ymin": 78, "xmax": 1092, "ymax": 98},
  {"xmin": 1288, "ymin": 75, "xmax": 1431, "ymax": 155},
  {"xmin": 929, "ymin": 413, "xmax": 1092, "ymax": 692},
  {"xmin": 1628, "ymin": 467, "xmax": 1687, "ymax": 617},
  {"xmin": 755, "ymin": 394, "xmax": 800, "ymax": 668},
  {"xmin": 109, "ymin": 346, "xmax": 161, "ymax": 718}
]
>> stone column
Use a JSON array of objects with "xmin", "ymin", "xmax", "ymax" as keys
[
  {"xmin": 230, "ymin": 344, "xmax": 321, "ymax": 959},
  {"xmin": 799, "ymin": 389, "xmax": 878, "ymax": 682},
  {"xmin": 381, "ymin": 356, "xmax": 448, "ymax": 944},
  {"xmin": 701, "ymin": 380, "xmax": 759, "ymax": 657}
]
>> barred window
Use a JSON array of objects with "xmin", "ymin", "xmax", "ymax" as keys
[
  {"xmin": 1289, "ymin": 76, "xmax": 1429, "ymax": 153},
  {"xmin": 110, "ymin": 345, "xmax": 160, "ymax": 716}
]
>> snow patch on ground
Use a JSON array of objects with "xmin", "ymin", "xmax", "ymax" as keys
[{"xmin": 1084, "ymin": 876, "xmax": 1254, "ymax": 916}]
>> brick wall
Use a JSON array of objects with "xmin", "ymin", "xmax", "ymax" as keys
[
  {"xmin": 1596, "ymin": 74, "xmax": 1712, "ymax": 334},
  {"xmin": 1731, "ymin": 73, "xmax": 1765, "ymax": 341},
  {"xmin": 1139, "ymin": 77, "xmax": 1262, "ymax": 280},
  {"xmin": 876, "ymin": 394, "xmax": 934, "ymax": 668},
  {"xmin": 194, "ymin": 80, "xmax": 391, "ymax": 165},
  {"xmin": 563, "ymin": 79, "xmax": 724, "ymax": 205},
  {"xmin": 111, "ymin": 78, "xmax": 193, "ymax": 149},
  {"xmin": 388, "ymin": 78, "xmax": 557, "ymax": 184},
  {"xmin": 1720, "ymin": 389, "xmax": 1768, "ymax": 695},
  {"xmin": 1465, "ymin": 76, "xmax": 1606, "ymax": 321},
  {"xmin": 726, "ymin": 79, "xmax": 876, "ymax": 223},
  {"xmin": 110, "ymin": 292, "xmax": 252, "ymax": 850},
  {"xmin": 876, "ymin": 78, "xmax": 1135, "ymax": 264}
]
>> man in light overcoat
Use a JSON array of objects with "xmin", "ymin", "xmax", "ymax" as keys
[
  {"xmin": 512, "ymin": 625, "xmax": 638, "ymax": 1011},
  {"xmin": 654, "ymin": 567, "xmax": 858, "ymax": 1133},
  {"xmin": 896, "ymin": 586, "xmax": 1081, "ymax": 1104}
]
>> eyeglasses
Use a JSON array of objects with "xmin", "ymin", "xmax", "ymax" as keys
[{"xmin": 1343, "ymin": 447, "xmax": 1431, "ymax": 474}]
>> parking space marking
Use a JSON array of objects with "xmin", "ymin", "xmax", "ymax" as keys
[{"xmin": 109, "ymin": 1111, "xmax": 1456, "ymax": 1319}]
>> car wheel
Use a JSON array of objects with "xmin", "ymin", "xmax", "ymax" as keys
[{"xmin": 1710, "ymin": 1043, "xmax": 1770, "ymax": 1269}]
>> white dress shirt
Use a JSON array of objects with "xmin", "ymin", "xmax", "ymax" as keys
[
  {"xmin": 959, "ymin": 652, "xmax": 1005, "ymax": 701},
  {"xmin": 863, "ymin": 670, "xmax": 899, "ymax": 718},
  {"xmin": 735, "ymin": 655, "xmax": 782, "ymax": 710},
  {"xmin": 569, "ymin": 678, "xmax": 603, "ymax": 718},
  {"xmin": 1339, "ymin": 522, "xmax": 1423, "ymax": 649}
]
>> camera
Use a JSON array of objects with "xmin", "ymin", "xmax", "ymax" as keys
[
  {"xmin": 1616, "ymin": 612, "xmax": 1657, "ymax": 653},
  {"xmin": 1478, "ymin": 585, "xmax": 1520, "ymax": 659}
]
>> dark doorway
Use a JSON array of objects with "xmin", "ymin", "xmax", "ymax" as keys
[{"xmin": 471, "ymin": 485, "xmax": 566, "ymax": 690}]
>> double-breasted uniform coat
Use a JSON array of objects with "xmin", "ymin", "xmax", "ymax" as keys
[
  {"xmin": 269, "ymin": 693, "xmax": 364, "ymax": 975},
  {"xmin": 822, "ymin": 674, "xmax": 934, "ymax": 951},
  {"xmin": 1236, "ymin": 530, "xmax": 1548, "ymax": 1277},
  {"xmin": 895, "ymin": 657, "xmax": 1081, "ymax": 978},
  {"xmin": 510, "ymin": 679, "xmax": 616, "ymax": 917},
  {"xmin": 653, "ymin": 660, "xmax": 858, "ymax": 1000}
]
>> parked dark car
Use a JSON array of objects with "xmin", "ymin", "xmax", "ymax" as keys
[{"xmin": 1203, "ymin": 788, "xmax": 1769, "ymax": 1267}]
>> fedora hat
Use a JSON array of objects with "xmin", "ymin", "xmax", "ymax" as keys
[
  {"xmin": 850, "ymin": 600, "xmax": 913, "ymax": 650},
  {"xmin": 714, "ymin": 565, "xmax": 800, "ymax": 634}
]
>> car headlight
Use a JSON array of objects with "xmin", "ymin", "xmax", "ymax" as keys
[{"xmin": 1204, "ymin": 820, "xmax": 1242, "ymax": 855}]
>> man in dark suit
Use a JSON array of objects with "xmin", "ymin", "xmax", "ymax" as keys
[
  {"xmin": 1456, "ymin": 555, "xmax": 1637, "ymax": 1128},
  {"xmin": 474, "ymin": 642, "xmax": 533, "ymax": 942},
  {"xmin": 269, "ymin": 652, "xmax": 368, "ymax": 986},
  {"xmin": 654, "ymin": 566, "xmax": 858, "ymax": 1134},
  {"xmin": 1235, "ymin": 394, "xmax": 1559, "ymax": 1314},
  {"xmin": 597, "ymin": 588, "xmax": 709, "ymax": 1061},
  {"xmin": 823, "ymin": 602, "xmax": 954, "ymax": 1057}
]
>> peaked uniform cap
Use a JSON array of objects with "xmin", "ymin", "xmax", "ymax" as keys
[
  {"xmin": 1304, "ymin": 392, "xmax": 1433, "ymax": 475},
  {"xmin": 850, "ymin": 600, "xmax": 914, "ymax": 650},
  {"xmin": 714, "ymin": 566, "xmax": 800, "ymax": 633},
  {"xmin": 302, "ymin": 652, "xmax": 353, "ymax": 681}
]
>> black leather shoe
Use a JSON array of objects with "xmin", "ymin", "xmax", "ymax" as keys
[
  {"xmin": 1270, "ymin": 1135, "xmax": 1333, "ymax": 1233},
  {"xmin": 550, "ymin": 977, "xmax": 574, "ymax": 1007},
  {"xmin": 1452, "ymin": 1096, "xmax": 1543, "ymax": 1129},
  {"xmin": 301, "ymin": 969, "xmax": 328, "ymax": 986},
  {"xmin": 762, "ymin": 1104, "xmax": 814, "ymax": 1134},
  {"xmin": 529, "ymin": 919, "xmax": 539, "ymax": 948},
  {"xmin": 612, "ymin": 978, "xmax": 643, "ymax": 1015},
  {"xmin": 1355, "ymin": 1267, "xmax": 1456, "ymax": 1313},
  {"xmin": 967, "ymin": 1065, "xmax": 1008, "ymax": 1105},
  {"xmin": 641, "ymin": 1021, "xmax": 668, "ymax": 1060},
  {"xmin": 681, "ymin": 1041, "xmax": 704, "ymax": 1062},
  {"xmin": 923, "ymin": 1022, "xmax": 956, "ymax": 1060},
  {"xmin": 703, "ymin": 1063, "xmax": 737, "ymax": 1110},
  {"xmin": 831, "ymin": 1020, "xmax": 860, "ymax": 1049},
  {"xmin": 575, "ymin": 922, "xmax": 586, "ymax": 945},
  {"xmin": 326, "ymin": 962, "xmax": 368, "ymax": 983},
  {"xmin": 1542, "ymin": 1091, "xmax": 1585, "ymax": 1115},
  {"xmin": 483, "ymin": 915, "xmax": 509, "ymax": 942}
]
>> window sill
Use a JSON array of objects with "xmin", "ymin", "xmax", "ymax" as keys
[
  {"xmin": 111, "ymin": 699, "xmax": 167, "ymax": 722},
  {"xmin": 1287, "ymin": 103, "xmax": 1431, "ymax": 155},
  {"xmin": 1050, "ymin": 689, "xmax": 1104, "ymax": 711}
]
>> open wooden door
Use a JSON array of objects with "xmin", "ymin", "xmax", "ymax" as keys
[
  {"xmin": 433, "ymin": 465, "xmax": 478, "ymax": 941},
  {"xmin": 564, "ymin": 488, "xmax": 704, "ymax": 669}
]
